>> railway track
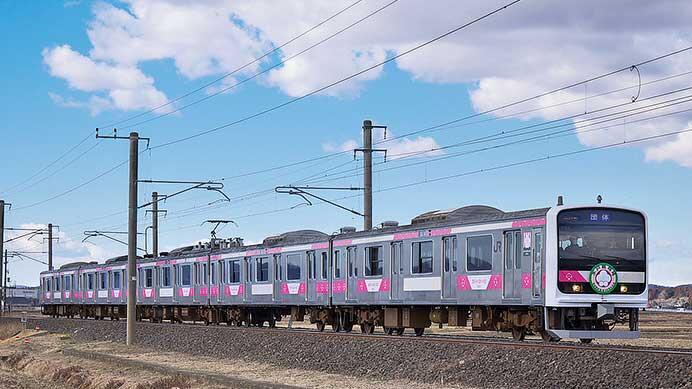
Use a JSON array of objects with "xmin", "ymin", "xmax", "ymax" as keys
[{"xmin": 15, "ymin": 314, "xmax": 692, "ymax": 357}]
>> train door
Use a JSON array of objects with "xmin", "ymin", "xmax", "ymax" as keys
[
  {"xmin": 346, "ymin": 246, "xmax": 357, "ymax": 301},
  {"xmin": 389, "ymin": 242, "xmax": 402, "ymax": 301},
  {"xmin": 243, "ymin": 257, "xmax": 250, "ymax": 303},
  {"xmin": 306, "ymin": 251, "xmax": 318, "ymax": 304},
  {"xmin": 503, "ymin": 230, "xmax": 522, "ymax": 300},
  {"xmin": 442, "ymin": 236, "xmax": 457, "ymax": 299},
  {"xmin": 272, "ymin": 254, "xmax": 281, "ymax": 302},
  {"xmin": 532, "ymin": 228, "xmax": 544, "ymax": 299}
]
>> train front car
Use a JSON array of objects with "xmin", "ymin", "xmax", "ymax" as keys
[{"xmin": 544, "ymin": 204, "xmax": 647, "ymax": 342}]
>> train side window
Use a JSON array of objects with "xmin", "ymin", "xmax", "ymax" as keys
[
  {"xmin": 202, "ymin": 263, "xmax": 208, "ymax": 284},
  {"xmin": 87, "ymin": 273, "xmax": 94, "ymax": 290},
  {"xmin": 287, "ymin": 254, "xmax": 301, "ymax": 280},
  {"xmin": 364, "ymin": 246, "xmax": 383, "ymax": 276},
  {"xmin": 211, "ymin": 262, "xmax": 217, "ymax": 284},
  {"xmin": 412, "ymin": 241, "xmax": 434, "ymax": 274},
  {"xmin": 333, "ymin": 250, "xmax": 342, "ymax": 279},
  {"xmin": 180, "ymin": 265, "xmax": 192, "ymax": 287},
  {"xmin": 219, "ymin": 261, "xmax": 225, "ymax": 283},
  {"xmin": 321, "ymin": 252, "xmax": 328, "ymax": 279},
  {"xmin": 229, "ymin": 260, "xmax": 241, "ymax": 283},
  {"xmin": 144, "ymin": 268, "xmax": 154, "ymax": 288},
  {"xmin": 64, "ymin": 275, "xmax": 71, "ymax": 291},
  {"xmin": 467, "ymin": 235, "xmax": 493, "ymax": 271},
  {"xmin": 256, "ymin": 257, "xmax": 269, "ymax": 282},
  {"xmin": 99, "ymin": 272, "xmax": 108, "ymax": 290},
  {"xmin": 113, "ymin": 271, "xmax": 122, "ymax": 289},
  {"xmin": 55, "ymin": 276, "xmax": 61, "ymax": 291},
  {"xmin": 160, "ymin": 267, "xmax": 171, "ymax": 287}
]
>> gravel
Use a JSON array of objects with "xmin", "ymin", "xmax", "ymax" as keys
[{"xmin": 5, "ymin": 317, "xmax": 691, "ymax": 389}]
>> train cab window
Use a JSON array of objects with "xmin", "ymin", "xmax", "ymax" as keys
[
  {"xmin": 467, "ymin": 235, "xmax": 493, "ymax": 271},
  {"xmin": 321, "ymin": 252, "xmax": 328, "ymax": 279},
  {"xmin": 180, "ymin": 264, "xmax": 192, "ymax": 286},
  {"xmin": 229, "ymin": 260, "xmax": 240, "ymax": 283},
  {"xmin": 160, "ymin": 267, "xmax": 171, "ymax": 287},
  {"xmin": 365, "ymin": 246, "xmax": 383, "ymax": 276},
  {"xmin": 45, "ymin": 278, "xmax": 51, "ymax": 292},
  {"xmin": 113, "ymin": 271, "xmax": 122, "ymax": 289},
  {"xmin": 256, "ymin": 257, "xmax": 269, "ymax": 282},
  {"xmin": 333, "ymin": 250, "xmax": 342, "ymax": 279},
  {"xmin": 287, "ymin": 254, "xmax": 301, "ymax": 280},
  {"xmin": 412, "ymin": 241, "xmax": 434, "ymax": 274}
]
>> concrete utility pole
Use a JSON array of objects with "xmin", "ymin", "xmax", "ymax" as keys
[
  {"xmin": 96, "ymin": 128, "xmax": 148, "ymax": 346},
  {"xmin": 152, "ymin": 192, "xmax": 159, "ymax": 258},
  {"xmin": 127, "ymin": 132, "xmax": 139, "ymax": 345},
  {"xmin": 362, "ymin": 121, "xmax": 373, "ymax": 231},
  {"xmin": 0, "ymin": 200, "xmax": 5, "ymax": 284},
  {"xmin": 47, "ymin": 223, "xmax": 53, "ymax": 271},
  {"xmin": 2, "ymin": 249, "xmax": 7, "ymax": 314},
  {"xmin": 357, "ymin": 120, "xmax": 387, "ymax": 231},
  {"xmin": 0, "ymin": 250, "xmax": 4, "ymax": 314}
]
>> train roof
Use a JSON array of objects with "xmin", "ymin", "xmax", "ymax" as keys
[{"xmin": 41, "ymin": 204, "xmax": 551, "ymax": 273}]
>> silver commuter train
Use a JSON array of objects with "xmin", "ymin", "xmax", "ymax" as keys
[{"xmin": 39, "ymin": 200, "xmax": 648, "ymax": 342}]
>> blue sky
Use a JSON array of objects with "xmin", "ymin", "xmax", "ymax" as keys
[{"xmin": 1, "ymin": 0, "xmax": 691, "ymax": 286}]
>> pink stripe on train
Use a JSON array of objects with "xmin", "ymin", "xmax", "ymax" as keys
[
  {"xmin": 558, "ymin": 270, "xmax": 587, "ymax": 283},
  {"xmin": 511, "ymin": 217, "xmax": 546, "ymax": 228}
]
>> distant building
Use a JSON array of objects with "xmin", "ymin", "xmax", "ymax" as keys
[{"xmin": 4, "ymin": 285, "xmax": 39, "ymax": 310}]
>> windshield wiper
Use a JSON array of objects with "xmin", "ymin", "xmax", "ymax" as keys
[{"xmin": 602, "ymin": 255, "xmax": 641, "ymax": 264}]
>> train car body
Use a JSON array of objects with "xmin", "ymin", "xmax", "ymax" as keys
[{"xmin": 40, "ymin": 201, "xmax": 647, "ymax": 341}]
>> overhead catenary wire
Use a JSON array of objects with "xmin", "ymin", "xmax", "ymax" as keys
[
  {"xmin": 100, "ymin": 0, "xmax": 366, "ymax": 129},
  {"xmin": 150, "ymin": 0, "xmax": 525, "ymax": 150},
  {"xmin": 123, "ymin": 0, "xmax": 401, "ymax": 130},
  {"xmin": 302, "ymin": 87, "xmax": 692, "ymax": 184},
  {"xmin": 26, "ymin": 48, "xmax": 692, "ymax": 222},
  {"xmin": 3, "ymin": 0, "xmax": 366, "ymax": 204},
  {"xmin": 0, "ymin": 132, "xmax": 93, "ymax": 195}
]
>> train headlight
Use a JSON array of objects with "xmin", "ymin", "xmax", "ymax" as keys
[
  {"xmin": 571, "ymin": 284, "xmax": 583, "ymax": 293},
  {"xmin": 620, "ymin": 285, "xmax": 628, "ymax": 293}
]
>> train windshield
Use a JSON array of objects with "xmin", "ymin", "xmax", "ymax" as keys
[{"xmin": 558, "ymin": 208, "xmax": 645, "ymax": 265}]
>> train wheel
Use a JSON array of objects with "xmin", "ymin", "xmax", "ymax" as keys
[
  {"xmin": 579, "ymin": 338, "xmax": 593, "ymax": 344},
  {"xmin": 511, "ymin": 326, "xmax": 526, "ymax": 341},
  {"xmin": 331, "ymin": 322, "xmax": 341, "ymax": 332},
  {"xmin": 384, "ymin": 327, "xmax": 394, "ymax": 335},
  {"xmin": 414, "ymin": 328, "xmax": 425, "ymax": 337},
  {"xmin": 396, "ymin": 328, "xmax": 405, "ymax": 336},
  {"xmin": 315, "ymin": 321, "xmax": 326, "ymax": 332},
  {"xmin": 268, "ymin": 318, "xmax": 276, "ymax": 328},
  {"xmin": 343, "ymin": 322, "xmax": 354, "ymax": 333}
]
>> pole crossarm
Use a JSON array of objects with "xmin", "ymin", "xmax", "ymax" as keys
[
  {"xmin": 275, "ymin": 185, "xmax": 364, "ymax": 216},
  {"xmin": 6, "ymin": 251, "xmax": 48, "ymax": 265},
  {"xmin": 137, "ymin": 180, "xmax": 229, "ymax": 209},
  {"xmin": 96, "ymin": 128, "xmax": 150, "ymax": 148},
  {"xmin": 82, "ymin": 230, "xmax": 146, "ymax": 253}
]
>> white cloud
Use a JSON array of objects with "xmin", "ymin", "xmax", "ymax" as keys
[
  {"xmin": 645, "ymin": 130, "xmax": 692, "ymax": 167},
  {"xmin": 43, "ymin": 44, "xmax": 168, "ymax": 113}
]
